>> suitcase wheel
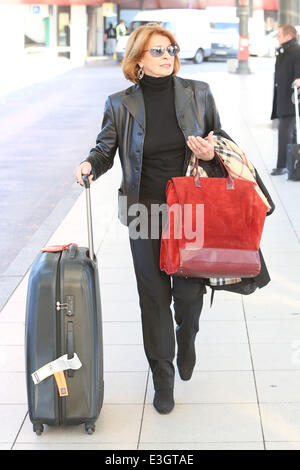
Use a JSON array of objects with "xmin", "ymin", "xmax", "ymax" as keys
[
  {"xmin": 85, "ymin": 422, "xmax": 96, "ymax": 435},
  {"xmin": 33, "ymin": 423, "xmax": 44, "ymax": 436}
]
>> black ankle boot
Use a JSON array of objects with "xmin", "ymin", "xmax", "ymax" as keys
[
  {"xmin": 177, "ymin": 345, "xmax": 196, "ymax": 381},
  {"xmin": 177, "ymin": 362, "xmax": 195, "ymax": 381},
  {"xmin": 153, "ymin": 389, "xmax": 174, "ymax": 414}
]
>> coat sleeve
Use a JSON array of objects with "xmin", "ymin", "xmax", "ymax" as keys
[
  {"xmin": 83, "ymin": 96, "xmax": 118, "ymax": 180},
  {"xmin": 293, "ymin": 46, "xmax": 300, "ymax": 80},
  {"xmin": 204, "ymin": 85, "xmax": 221, "ymax": 135}
]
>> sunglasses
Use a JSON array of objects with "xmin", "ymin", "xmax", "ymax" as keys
[{"xmin": 143, "ymin": 45, "xmax": 179, "ymax": 57}]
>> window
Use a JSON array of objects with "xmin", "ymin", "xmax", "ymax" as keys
[
  {"xmin": 210, "ymin": 22, "xmax": 239, "ymax": 33},
  {"xmin": 127, "ymin": 21, "xmax": 162, "ymax": 35}
]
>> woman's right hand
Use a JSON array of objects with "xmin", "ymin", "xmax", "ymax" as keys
[{"xmin": 74, "ymin": 162, "xmax": 93, "ymax": 186}]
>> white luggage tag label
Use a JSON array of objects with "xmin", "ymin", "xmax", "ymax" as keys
[{"xmin": 31, "ymin": 353, "xmax": 82, "ymax": 385}]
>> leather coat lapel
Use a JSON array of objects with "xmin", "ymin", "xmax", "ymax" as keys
[
  {"xmin": 173, "ymin": 76, "xmax": 193, "ymax": 116},
  {"xmin": 122, "ymin": 84, "xmax": 145, "ymax": 130}
]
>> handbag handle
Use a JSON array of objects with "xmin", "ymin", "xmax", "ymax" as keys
[{"xmin": 193, "ymin": 152, "xmax": 235, "ymax": 190}]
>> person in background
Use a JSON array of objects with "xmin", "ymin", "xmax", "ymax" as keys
[
  {"xmin": 116, "ymin": 20, "xmax": 127, "ymax": 41},
  {"xmin": 104, "ymin": 23, "xmax": 116, "ymax": 56},
  {"xmin": 271, "ymin": 24, "xmax": 300, "ymax": 175}
]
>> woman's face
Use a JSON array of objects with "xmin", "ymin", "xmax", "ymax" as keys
[{"xmin": 138, "ymin": 34, "xmax": 175, "ymax": 78}]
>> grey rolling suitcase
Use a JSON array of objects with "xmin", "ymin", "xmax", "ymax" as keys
[
  {"xmin": 287, "ymin": 82, "xmax": 300, "ymax": 181},
  {"xmin": 25, "ymin": 176, "xmax": 104, "ymax": 435}
]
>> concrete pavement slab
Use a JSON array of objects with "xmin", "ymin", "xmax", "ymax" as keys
[
  {"xmin": 139, "ymin": 442, "xmax": 265, "ymax": 449},
  {"xmin": 103, "ymin": 371, "xmax": 148, "ymax": 404},
  {"xmin": 200, "ymin": 297, "xmax": 245, "ymax": 321},
  {"xmin": 0, "ymin": 346, "xmax": 25, "ymax": 372},
  {"xmin": 251, "ymin": 343, "xmax": 300, "ymax": 371},
  {"xmin": 247, "ymin": 319, "xmax": 300, "ymax": 343},
  {"xmin": 260, "ymin": 404, "xmax": 300, "ymax": 442},
  {"xmin": 0, "ymin": 372, "xmax": 26, "ymax": 404},
  {"xmin": 13, "ymin": 442, "xmax": 138, "ymax": 450},
  {"xmin": 100, "ymin": 300, "xmax": 141, "ymax": 322},
  {"xmin": 255, "ymin": 370, "xmax": 300, "ymax": 402},
  {"xmin": 102, "ymin": 322, "xmax": 144, "ymax": 345},
  {"xmin": 193, "ymin": 342, "xmax": 253, "ymax": 371},
  {"xmin": 0, "ymin": 277, "xmax": 23, "ymax": 312},
  {"xmin": 0, "ymin": 405, "xmax": 27, "ymax": 447},
  {"xmin": 140, "ymin": 404, "xmax": 263, "ymax": 444},
  {"xmin": 265, "ymin": 442, "xmax": 300, "ymax": 450},
  {"xmin": 103, "ymin": 345, "xmax": 149, "ymax": 372},
  {"xmin": 196, "ymin": 320, "xmax": 248, "ymax": 343}
]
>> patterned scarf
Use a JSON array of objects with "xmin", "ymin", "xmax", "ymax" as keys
[{"xmin": 186, "ymin": 134, "xmax": 271, "ymax": 286}]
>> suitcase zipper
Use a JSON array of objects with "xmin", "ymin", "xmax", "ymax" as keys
[
  {"xmin": 55, "ymin": 251, "xmax": 63, "ymax": 425},
  {"xmin": 56, "ymin": 250, "xmax": 76, "ymax": 425}
]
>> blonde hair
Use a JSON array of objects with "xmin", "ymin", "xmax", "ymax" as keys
[
  {"xmin": 279, "ymin": 24, "xmax": 297, "ymax": 38},
  {"xmin": 122, "ymin": 23, "xmax": 181, "ymax": 84}
]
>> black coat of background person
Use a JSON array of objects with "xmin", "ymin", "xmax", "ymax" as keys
[
  {"xmin": 84, "ymin": 79, "xmax": 275, "ymax": 298},
  {"xmin": 271, "ymin": 37, "xmax": 300, "ymax": 120}
]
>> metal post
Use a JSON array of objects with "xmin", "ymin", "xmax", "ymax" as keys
[
  {"xmin": 236, "ymin": 1, "xmax": 251, "ymax": 74},
  {"xmin": 49, "ymin": 5, "xmax": 58, "ymax": 57},
  {"xmin": 279, "ymin": 0, "xmax": 300, "ymax": 26}
]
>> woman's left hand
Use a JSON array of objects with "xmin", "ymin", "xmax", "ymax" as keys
[{"xmin": 187, "ymin": 131, "xmax": 215, "ymax": 161}]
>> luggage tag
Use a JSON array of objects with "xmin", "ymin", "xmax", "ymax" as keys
[
  {"xmin": 31, "ymin": 353, "xmax": 82, "ymax": 385},
  {"xmin": 54, "ymin": 371, "xmax": 69, "ymax": 397}
]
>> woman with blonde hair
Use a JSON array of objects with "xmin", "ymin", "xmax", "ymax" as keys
[{"xmin": 74, "ymin": 23, "xmax": 222, "ymax": 414}]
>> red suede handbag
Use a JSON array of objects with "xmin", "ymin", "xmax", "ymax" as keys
[{"xmin": 160, "ymin": 155, "xmax": 267, "ymax": 278}]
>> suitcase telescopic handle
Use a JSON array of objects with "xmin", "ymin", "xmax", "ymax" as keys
[
  {"xmin": 67, "ymin": 321, "xmax": 75, "ymax": 377},
  {"xmin": 82, "ymin": 175, "xmax": 95, "ymax": 261},
  {"xmin": 292, "ymin": 81, "xmax": 300, "ymax": 145}
]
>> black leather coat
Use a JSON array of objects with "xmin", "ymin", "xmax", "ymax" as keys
[{"xmin": 85, "ymin": 75, "xmax": 221, "ymax": 226}]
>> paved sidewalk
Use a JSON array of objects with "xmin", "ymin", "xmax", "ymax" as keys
[
  {"xmin": 1, "ymin": 58, "xmax": 300, "ymax": 450},
  {"xmin": 0, "ymin": 51, "xmax": 112, "ymax": 100},
  {"xmin": 0, "ymin": 53, "xmax": 73, "ymax": 100}
]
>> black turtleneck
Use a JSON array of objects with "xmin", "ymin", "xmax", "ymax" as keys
[{"xmin": 139, "ymin": 74, "xmax": 186, "ymax": 203}]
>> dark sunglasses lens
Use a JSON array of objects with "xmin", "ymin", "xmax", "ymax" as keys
[
  {"xmin": 150, "ymin": 47, "xmax": 164, "ymax": 57},
  {"xmin": 167, "ymin": 46, "xmax": 178, "ymax": 56},
  {"xmin": 148, "ymin": 46, "xmax": 178, "ymax": 57}
]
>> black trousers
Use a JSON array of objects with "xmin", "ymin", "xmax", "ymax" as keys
[
  {"xmin": 277, "ymin": 116, "xmax": 296, "ymax": 169},
  {"xmin": 128, "ymin": 203, "xmax": 206, "ymax": 391}
]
